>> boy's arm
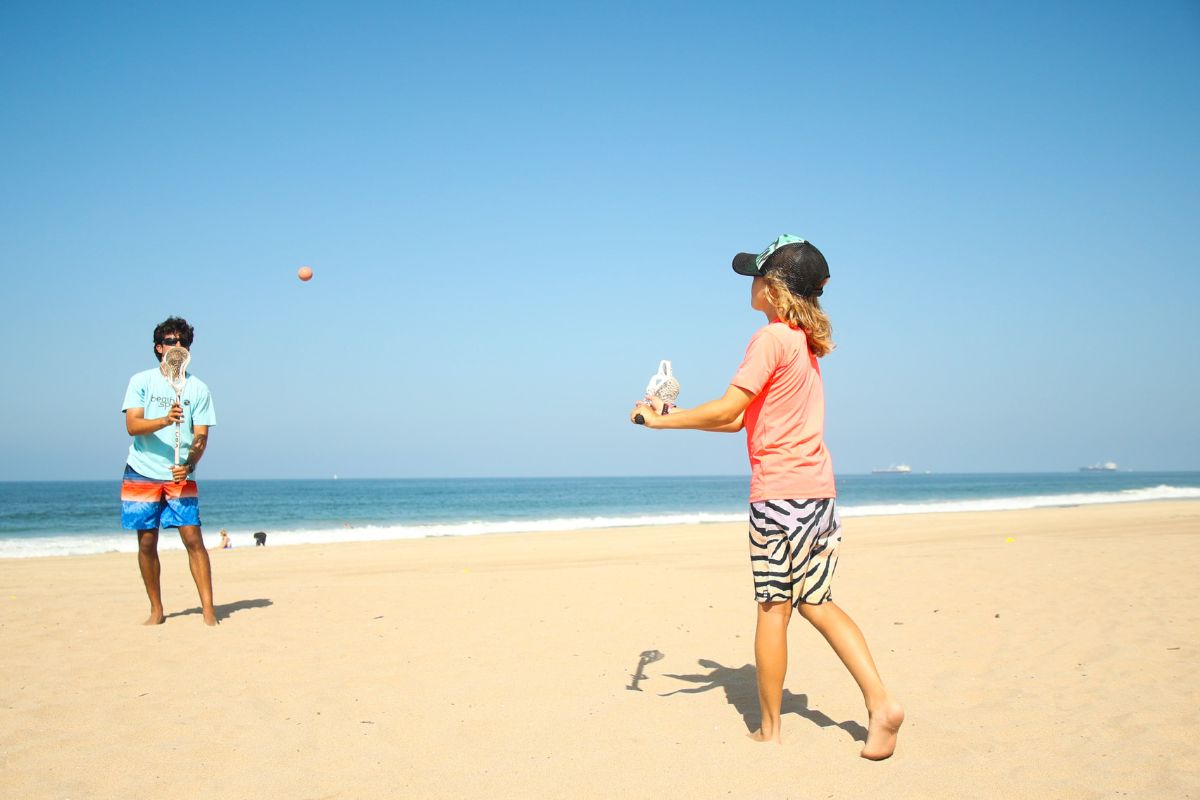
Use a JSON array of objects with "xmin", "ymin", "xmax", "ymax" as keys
[
  {"xmin": 125, "ymin": 405, "xmax": 182, "ymax": 436},
  {"xmin": 632, "ymin": 385, "xmax": 753, "ymax": 432},
  {"xmin": 170, "ymin": 425, "xmax": 209, "ymax": 482}
]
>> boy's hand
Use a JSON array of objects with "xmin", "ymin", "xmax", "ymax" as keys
[
  {"xmin": 163, "ymin": 403, "xmax": 184, "ymax": 427},
  {"xmin": 170, "ymin": 464, "xmax": 191, "ymax": 483}
]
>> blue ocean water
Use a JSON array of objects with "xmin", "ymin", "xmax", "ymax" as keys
[{"xmin": 1, "ymin": 471, "xmax": 1198, "ymax": 558}]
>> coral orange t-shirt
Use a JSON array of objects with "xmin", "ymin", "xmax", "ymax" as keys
[{"xmin": 731, "ymin": 320, "xmax": 836, "ymax": 502}]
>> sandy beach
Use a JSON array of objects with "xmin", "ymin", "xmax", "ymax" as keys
[{"xmin": 2, "ymin": 500, "xmax": 1198, "ymax": 799}]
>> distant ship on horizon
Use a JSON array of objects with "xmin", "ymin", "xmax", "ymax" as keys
[
  {"xmin": 1080, "ymin": 461, "xmax": 1118, "ymax": 472},
  {"xmin": 871, "ymin": 464, "xmax": 912, "ymax": 474}
]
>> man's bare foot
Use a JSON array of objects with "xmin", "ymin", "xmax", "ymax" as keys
[
  {"xmin": 861, "ymin": 699, "xmax": 904, "ymax": 760},
  {"xmin": 747, "ymin": 728, "xmax": 782, "ymax": 744},
  {"xmin": 202, "ymin": 608, "xmax": 218, "ymax": 626},
  {"xmin": 143, "ymin": 611, "xmax": 165, "ymax": 625}
]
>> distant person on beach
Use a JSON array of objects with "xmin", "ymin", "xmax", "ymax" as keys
[
  {"xmin": 120, "ymin": 316, "xmax": 218, "ymax": 626},
  {"xmin": 630, "ymin": 236, "xmax": 904, "ymax": 758},
  {"xmin": 216, "ymin": 529, "xmax": 232, "ymax": 550}
]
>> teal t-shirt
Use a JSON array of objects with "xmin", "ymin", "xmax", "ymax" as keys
[{"xmin": 122, "ymin": 367, "xmax": 217, "ymax": 480}]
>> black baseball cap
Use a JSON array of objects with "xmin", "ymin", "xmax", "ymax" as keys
[{"xmin": 732, "ymin": 234, "xmax": 830, "ymax": 298}]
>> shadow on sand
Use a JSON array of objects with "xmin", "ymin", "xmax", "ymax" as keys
[
  {"xmin": 165, "ymin": 598, "xmax": 273, "ymax": 622},
  {"xmin": 659, "ymin": 657, "xmax": 867, "ymax": 741}
]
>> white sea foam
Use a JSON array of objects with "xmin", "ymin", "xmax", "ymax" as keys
[
  {"xmin": 0, "ymin": 512, "xmax": 746, "ymax": 558},
  {"xmin": 3, "ymin": 484, "xmax": 1198, "ymax": 558},
  {"xmin": 836, "ymin": 484, "xmax": 1200, "ymax": 517}
]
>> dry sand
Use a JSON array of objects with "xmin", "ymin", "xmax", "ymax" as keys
[{"xmin": 2, "ymin": 500, "xmax": 1198, "ymax": 799}]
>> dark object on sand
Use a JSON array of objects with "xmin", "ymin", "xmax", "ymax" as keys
[{"xmin": 253, "ymin": 531, "xmax": 267, "ymax": 546}]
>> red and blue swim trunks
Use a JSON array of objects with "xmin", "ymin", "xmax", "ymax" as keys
[{"xmin": 120, "ymin": 464, "xmax": 202, "ymax": 530}]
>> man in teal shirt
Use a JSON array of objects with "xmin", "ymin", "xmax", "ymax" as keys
[{"xmin": 120, "ymin": 316, "xmax": 218, "ymax": 626}]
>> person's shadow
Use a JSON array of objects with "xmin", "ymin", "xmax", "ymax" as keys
[
  {"xmin": 165, "ymin": 598, "xmax": 273, "ymax": 622},
  {"xmin": 660, "ymin": 658, "xmax": 867, "ymax": 741}
]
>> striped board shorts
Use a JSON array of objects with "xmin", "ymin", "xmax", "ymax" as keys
[
  {"xmin": 749, "ymin": 499, "xmax": 842, "ymax": 606},
  {"xmin": 120, "ymin": 464, "xmax": 201, "ymax": 530}
]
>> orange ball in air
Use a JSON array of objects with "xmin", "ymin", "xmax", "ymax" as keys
[{"xmin": 298, "ymin": 266, "xmax": 313, "ymax": 282}]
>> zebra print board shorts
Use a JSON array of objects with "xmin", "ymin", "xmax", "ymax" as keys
[{"xmin": 749, "ymin": 499, "xmax": 842, "ymax": 606}]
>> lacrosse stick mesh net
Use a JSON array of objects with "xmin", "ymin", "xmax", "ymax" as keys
[{"xmin": 160, "ymin": 346, "xmax": 190, "ymax": 394}]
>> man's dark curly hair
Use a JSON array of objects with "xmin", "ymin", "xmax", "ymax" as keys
[{"xmin": 152, "ymin": 316, "xmax": 195, "ymax": 361}]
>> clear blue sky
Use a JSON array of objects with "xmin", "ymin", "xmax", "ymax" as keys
[{"xmin": 1, "ymin": 1, "xmax": 1197, "ymax": 480}]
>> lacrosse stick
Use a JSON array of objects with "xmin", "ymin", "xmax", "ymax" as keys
[
  {"xmin": 634, "ymin": 360, "xmax": 680, "ymax": 425},
  {"xmin": 159, "ymin": 345, "xmax": 190, "ymax": 466}
]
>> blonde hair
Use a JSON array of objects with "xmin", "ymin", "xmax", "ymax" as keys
[{"xmin": 763, "ymin": 273, "xmax": 835, "ymax": 357}]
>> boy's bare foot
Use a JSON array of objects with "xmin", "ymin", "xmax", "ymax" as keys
[
  {"xmin": 861, "ymin": 699, "xmax": 904, "ymax": 760},
  {"xmin": 143, "ymin": 611, "xmax": 165, "ymax": 625},
  {"xmin": 202, "ymin": 608, "xmax": 218, "ymax": 626},
  {"xmin": 747, "ymin": 727, "xmax": 782, "ymax": 744}
]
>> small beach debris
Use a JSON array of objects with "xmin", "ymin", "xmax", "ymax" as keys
[{"xmin": 1005, "ymin": 537, "xmax": 1015, "ymax": 543}]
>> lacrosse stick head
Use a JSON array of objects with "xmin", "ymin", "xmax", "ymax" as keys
[
  {"xmin": 644, "ymin": 360, "xmax": 680, "ymax": 404},
  {"xmin": 159, "ymin": 346, "xmax": 191, "ymax": 395}
]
